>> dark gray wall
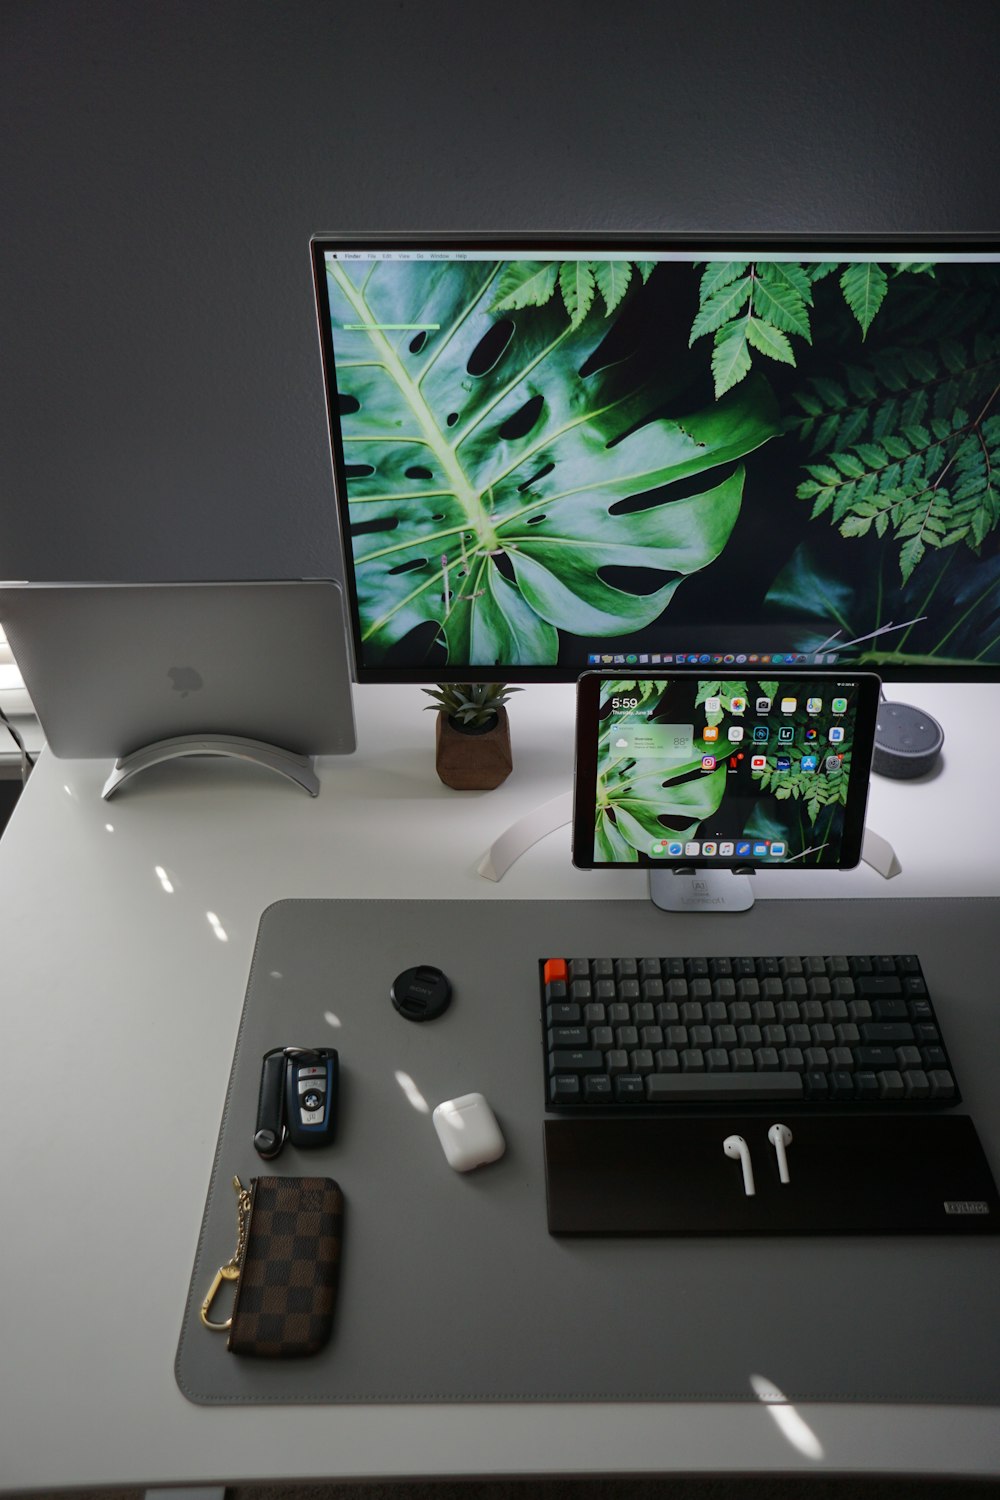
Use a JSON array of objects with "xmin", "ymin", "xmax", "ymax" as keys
[{"xmin": 3, "ymin": 0, "xmax": 998, "ymax": 582}]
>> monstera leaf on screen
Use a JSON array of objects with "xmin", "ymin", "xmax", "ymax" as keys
[
  {"xmin": 327, "ymin": 258, "xmax": 779, "ymax": 665},
  {"xmin": 594, "ymin": 714, "xmax": 728, "ymax": 862}
]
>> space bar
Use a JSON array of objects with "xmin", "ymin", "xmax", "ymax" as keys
[{"xmin": 645, "ymin": 1072, "xmax": 804, "ymax": 1101}]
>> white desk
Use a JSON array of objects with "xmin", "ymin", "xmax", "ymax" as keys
[{"xmin": 1, "ymin": 681, "xmax": 998, "ymax": 1491}]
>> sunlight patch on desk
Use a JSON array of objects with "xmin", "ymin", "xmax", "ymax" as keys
[
  {"xmin": 395, "ymin": 1069, "xmax": 430, "ymax": 1113},
  {"xmin": 206, "ymin": 911, "xmax": 229, "ymax": 942},
  {"xmin": 154, "ymin": 865, "xmax": 175, "ymax": 894},
  {"xmin": 104, "ymin": 822, "xmax": 114, "ymax": 833},
  {"xmin": 750, "ymin": 1373, "xmax": 825, "ymax": 1460},
  {"xmin": 324, "ymin": 1010, "xmax": 342, "ymax": 1028}
]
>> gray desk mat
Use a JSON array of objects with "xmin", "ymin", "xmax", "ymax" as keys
[{"xmin": 176, "ymin": 897, "xmax": 1000, "ymax": 1406}]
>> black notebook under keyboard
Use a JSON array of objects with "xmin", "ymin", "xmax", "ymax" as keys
[{"xmin": 541, "ymin": 953, "xmax": 961, "ymax": 1111}]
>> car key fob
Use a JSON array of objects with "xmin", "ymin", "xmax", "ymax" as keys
[
  {"xmin": 284, "ymin": 1047, "xmax": 339, "ymax": 1148},
  {"xmin": 253, "ymin": 1047, "xmax": 288, "ymax": 1159}
]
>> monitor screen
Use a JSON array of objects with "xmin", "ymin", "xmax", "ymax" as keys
[
  {"xmin": 572, "ymin": 669, "xmax": 881, "ymax": 872},
  {"xmin": 311, "ymin": 235, "xmax": 1000, "ymax": 683}
]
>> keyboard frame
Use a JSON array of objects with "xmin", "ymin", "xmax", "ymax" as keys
[{"xmin": 540, "ymin": 953, "xmax": 963, "ymax": 1114}]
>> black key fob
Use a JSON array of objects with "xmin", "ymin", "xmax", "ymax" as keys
[
  {"xmin": 253, "ymin": 1048, "xmax": 288, "ymax": 1159},
  {"xmin": 284, "ymin": 1047, "xmax": 339, "ymax": 1148}
]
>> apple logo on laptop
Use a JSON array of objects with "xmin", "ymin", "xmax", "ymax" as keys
[{"xmin": 167, "ymin": 665, "xmax": 204, "ymax": 697}]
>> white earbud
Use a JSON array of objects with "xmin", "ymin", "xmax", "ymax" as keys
[
  {"xmin": 768, "ymin": 1122, "xmax": 793, "ymax": 1183},
  {"xmin": 723, "ymin": 1134, "xmax": 755, "ymax": 1196}
]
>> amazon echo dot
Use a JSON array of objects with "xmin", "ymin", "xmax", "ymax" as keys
[{"xmin": 872, "ymin": 700, "xmax": 944, "ymax": 779}]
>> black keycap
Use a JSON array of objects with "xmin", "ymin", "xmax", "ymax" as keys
[
  {"xmin": 861, "ymin": 1022, "xmax": 916, "ymax": 1044},
  {"xmin": 855, "ymin": 1045, "xmax": 898, "ymax": 1070},
  {"xmin": 583, "ymin": 1075, "xmax": 613, "ymax": 1100},
  {"xmin": 871, "ymin": 998, "xmax": 908, "ymax": 1020},
  {"xmin": 857, "ymin": 975, "xmax": 903, "ymax": 997},
  {"xmin": 548, "ymin": 1026, "xmax": 589, "ymax": 1048},
  {"xmin": 549, "ymin": 1050, "xmax": 604, "ymax": 1073},
  {"xmin": 546, "ymin": 1003, "xmax": 581, "ymax": 1025},
  {"xmin": 549, "ymin": 1076, "xmax": 580, "ymax": 1101}
]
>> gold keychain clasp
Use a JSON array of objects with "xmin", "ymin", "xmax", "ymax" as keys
[
  {"xmin": 199, "ymin": 1263, "xmax": 241, "ymax": 1329},
  {"xmin": 199, "ymin": 1175, "xmax": 253, "ymax": 1331}
]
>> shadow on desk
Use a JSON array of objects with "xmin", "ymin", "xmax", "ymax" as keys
[{"xmin": 11, "ymin": 1476, "xmax": 1000, "ymax": 1499}]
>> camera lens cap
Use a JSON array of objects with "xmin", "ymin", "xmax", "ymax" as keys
[{"xmin": 391, "ymin": 965, "xmax": 452, "ymax": 1022}]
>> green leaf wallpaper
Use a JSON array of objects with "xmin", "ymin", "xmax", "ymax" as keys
[
  {"xmin": 327, "ymin": 257, "xmax": 778, "ymax": 667},
  {"xmin": 324, "ymin": 253, "xmax": 1000, "ymax": 672}
]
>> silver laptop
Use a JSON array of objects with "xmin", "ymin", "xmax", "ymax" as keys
[{"xmin": 0, "ymin": 579, "xmax": 356, "ymax": 796}]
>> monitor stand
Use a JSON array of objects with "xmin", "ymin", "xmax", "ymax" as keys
[
  {"xmin": 476, "ymin": 791, "xmax": 901, "ymax": 889},
  {"xmin": 101, "ymin": 734, "xmax": 320, "ymax": 800}
]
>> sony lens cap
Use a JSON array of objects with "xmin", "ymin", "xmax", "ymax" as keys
[{"xmin": 391, "ymin": 965, "xmax": 452, "ymax": 1022}]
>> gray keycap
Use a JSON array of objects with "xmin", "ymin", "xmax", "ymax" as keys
[
  {"xmin": 928, "ymin": 1069, "xmax": 956, "ymax": 1098},
  {"xmin": 877, "ymin": 1069, "xmax": 905, "ymax": 1098}
]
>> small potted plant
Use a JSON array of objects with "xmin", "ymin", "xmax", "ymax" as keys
[{"xmin": 423, "ymin": 682, "xmax": 522, "ymax": 790}]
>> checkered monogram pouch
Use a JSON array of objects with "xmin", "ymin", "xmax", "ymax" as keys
[{"xmin": 213, "ymin": 1175, "xmax": 343, "ymax": 1357}]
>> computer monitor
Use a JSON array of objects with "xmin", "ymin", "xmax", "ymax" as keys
[{"xmin": 311, "ymin": 233, "xmax": 1000, "ymax": 685}]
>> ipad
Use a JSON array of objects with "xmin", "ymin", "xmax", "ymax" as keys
[
  {"xmin": 573, "ymin": 670, "xmax": 881, "ymax": 872},
  {"xmin": 0, "ymin": 579, "xmax": 356, "ymax": 759}
]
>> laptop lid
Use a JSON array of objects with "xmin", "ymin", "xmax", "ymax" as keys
[{"xmin": 0, "ymin": 579, "xmax": 356, "ymax": 759}]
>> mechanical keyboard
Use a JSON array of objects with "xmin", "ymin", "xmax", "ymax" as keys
[{"xmin": 541, "ymin": 953, "xmax": 961, "ymax": 1110}]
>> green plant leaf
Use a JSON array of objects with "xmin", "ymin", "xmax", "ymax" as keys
[
  {"xmin": 492, "ymin": 261, "xmax": 558, "ymax": 311},
  {"xmin": 689, "ymin": 278, "xmax": 752, "ymax": 344},
  {"xmin": 712, "ymin": 318, "xmax": 753, "ymax": 397},
  {"xmin": 592, "ymin": 260, "xmax": 633, "ymax": 316},
  {"xmin": 559, "ymin": 260, "xmax": 597, "ymax": 329},
  {"xmin": 327, "ymin": 258, "xmax": 779, "ymax": 667},
  {"xmin": 698, "ymin": 261, "xmax": 750, "ymax": 299},
  {"xmin": 751, "ymin": 270, "xmax": 812, "ymax": 340},
  {"xmin": 594, "ymin": 690, "xmax": 728, "ymax": 857},
  {"xmin": 840, "ymin": 263, "xmax": 888, "ymax": 337},
  {"xmin": 745, "ymin": 316, "xmax": 796, "ymax": 365},
  {"xmin": 788, "ymin": 330, "xmax": 1000, "ymax": 579}
]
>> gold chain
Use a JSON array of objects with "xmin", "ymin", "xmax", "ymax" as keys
[{"xmin": 224, "ymin": 1175, "xmax": 253, "ymax": 1271}]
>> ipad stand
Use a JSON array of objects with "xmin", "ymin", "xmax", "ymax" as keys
[
  {"xmin": 101, "ymin": 734, "xmax": 320, "ymax": 799},
  {"xmin": 649, "ymin": 867, "xmax": 754, "ymax": 912},
  {"xmin": 476, "ymin": 790, "xmax": 901, "ymax": 897}
]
